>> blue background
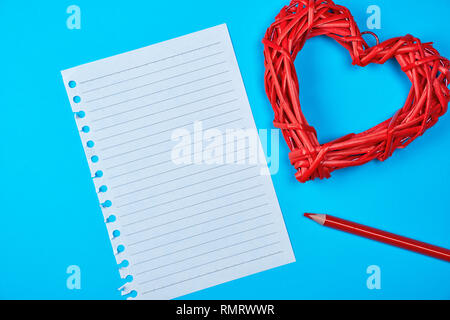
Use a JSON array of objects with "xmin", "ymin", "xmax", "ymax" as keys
[{"xmin": 0, "ymin": 0, "xmax": 449, "ymax": 299}]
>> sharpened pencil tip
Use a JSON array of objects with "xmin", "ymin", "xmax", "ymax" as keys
[{"xmin": 303, "ymin": 213, "xmax": 326, "ymax": 225}]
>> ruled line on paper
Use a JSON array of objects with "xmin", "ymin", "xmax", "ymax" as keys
[
  {"xmin": 131, "ymin": 222, "xmax": 275, "ymax": 259},
  {"xmin": 96, "ymin": 116, "xmax": 242, "ymax": 159},
  {"xmin": 112, "ymin": 163, "xmax": 222, "ymax": 191},
  {"xmin": 134, "ymin": 231, "xmax": 278, "ymax": 269},
  {"xmin": 99, "ymin": 117, "xmax": 242, "ymax": 158},
  {"xmin": 111, "ymin": 162, "xmax": 202, "ymax": 189},
  {"xmin": 95, "ymin": 97, "xmax": 238, "ymax": 132},
  {"xmin": 85, "ymin": 62, "xmax": 228, "ymax": 103},
  {"xmin": 122, "ymin": 193, "xmax": 267, "ymax": 228},
  {"xmin": 126, "ymin": 210, "xmax": 272, "ymax": 252},
  {"xmin": 99, "ymin": 116, "xmax": 243, "ymax": 159},
  {"xmin": 124, "ymin": 202, "xmax": 269, "ymax": 237},
  {"xmin": 91, "ymin": 83, "xmax": 234, "ymax": 116},
  {"xmin": 128, "ymin": 212, "xmax": 273, "ymax": 248},
  {"xmin": 135, "ymin": 239, "xmax": 279, "ymax": 277},
  {"xmin": 138, "ymin": 242, "xmax": 281, "ymax": 285},
  {"xmin": 79, "ymin": 41, "xmax": 221, "ymax": 85},
  {"xmin": 92, "ymin": 89, "xmax": 234, "ymax": 123},
  {"xmin": 114, "ymin": 165, "xmax": 255, "ymax": 199},
  {"xmin": 113, "ymin": 156, "xmax": 255, "ymax": 196},
  {"xmin": 113, "ymin": 160, "xmax": 254, "ymax": 198},
  {"xmin": 88, "ymin": 74, "xmax": 231, "ymax": 111},
  {"xmin": 113, "ymin": 163, "xmax": 195, "ymax": 186},
  {"xmin": 121, "ymin": 183, "xmax": 263, "ymax": 218},
  {"xmin": 96, "ymin": 108, "xmax": 240, "ymax": 143},
  {"xmin": 110, "ymin": 151, "xmax": 251, "ymax": 191},
  {"xmin": 140, "ymin": 251, "xmax": 283, "ymax": 294},
  {"xmin": 103, "ymin": 138, "xmax": 172, "ymax": 161},
  {"xmin": 82, "ymin": 51, "xmax": 225, "ymax": 94},
  {"xmin": 108, "ymin": 144, "xmax": 251, "ymax": 181},
  {"xmin": 104, "ymin": 135, "xmax": 248, "ymax": 171},
  {"xmin": 117, "ymin": 175, "xmax": 260, "ymax": 209}
]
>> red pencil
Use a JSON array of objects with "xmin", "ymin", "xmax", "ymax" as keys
[{"xmin": 304, "ymin": 213, "xmax": 450, "ymax": 262}]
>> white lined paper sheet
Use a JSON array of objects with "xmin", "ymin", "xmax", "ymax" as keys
[{"xmin": 62, "ymin": 24, "xmax": 295, "ymax": 300}]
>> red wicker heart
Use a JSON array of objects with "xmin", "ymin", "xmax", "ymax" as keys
[{"xmin": 263, "ymin": 0, "xmax": 450, "ymax": 183}]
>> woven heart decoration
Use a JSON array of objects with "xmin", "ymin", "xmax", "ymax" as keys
[{"xmin": 263, "ymin": 0, "xmax": 450, "ymax": 183}]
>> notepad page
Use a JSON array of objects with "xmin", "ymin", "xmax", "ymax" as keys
[{"xmin": 61, "ymin": 24, "xmax": 295, "ymax": 300}]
